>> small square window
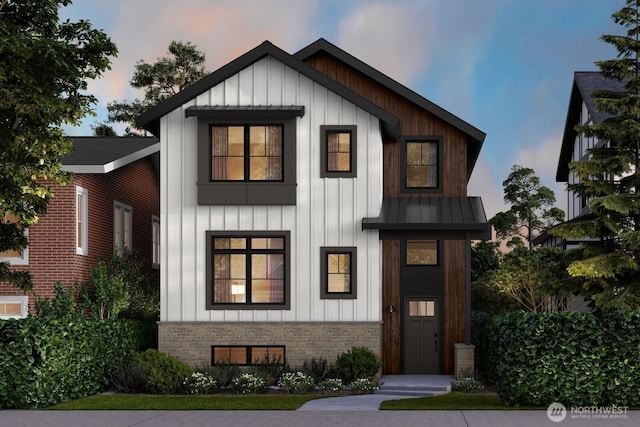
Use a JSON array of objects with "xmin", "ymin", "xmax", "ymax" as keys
[
  {"xmin": 320, "ymin": 125, "xmax": 357, "ymax": 178},
  {"xmin": 320, "ymin": 247, "xmax": 357, "ymax": 299},
  {"xmin": 406, "ymin": 240, "xmax": 438, "ymax": 265}
]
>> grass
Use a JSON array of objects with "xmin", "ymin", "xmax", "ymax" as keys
[
  {"xmin": 49, "ymin": 394, "xmax": 325, "ymax": 410},
  {"xmin": 380, "ymin": 391, "xmax": 544, "ymax": 411}
]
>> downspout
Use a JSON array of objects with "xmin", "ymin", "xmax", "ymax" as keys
[{"xmin": 465, "ymin": 232, "xmax": 472, "ymax": 345}]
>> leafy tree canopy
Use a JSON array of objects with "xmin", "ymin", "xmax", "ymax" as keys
[
  {"xmin": 107, "ymin": 40, "xmax": 207, "ymax": 135},
  {"xmin": 0, "ymin": 0, "xmax": 117, "ymax": 290},
  {"xmin": 491, "ymin": 165, "xmax": 565, "ymax": 249},
  {"xmin": 552, "ymin": 0, "xmax": 640, "ymax": 312}
]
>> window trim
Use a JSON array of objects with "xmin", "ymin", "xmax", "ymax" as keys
[
  {"xmin": 152, "ymin": 215, "xmax": 160, "ymax": 268},
  {"xmin": 0, "ymin": 212, "xmax": 28, "ymax": 265},
  {"xmin": 196, "ymin": 116, "xmax": 298, "ymax": 205},
  {"xmin": 320, "ymin": 125, "xmax": 357, "ymax": 178},
  {"xmin": 76, "ymin": 186, "xmax": 88, "ymax": 256},
  {"xmin": 0, "ymin": 295, "xmax": 29, "ymax": 319},
  {"xmin": 400, "ymin": 136, "xmax": 443, "ymax": 194},
  {"xmin": 211, "ymin": 345, "xmax": 286, "ymax": 366},
  {"xmin": 113, "ymin": 201, "xmax": 133, "ymax": 253},
  {"xmin": 320, "ymin": 246, "xmax": 357, "ymax": 299},
  {"xmin": 206, "ymin": 231, "xmax": 291, "ymax": 310}
]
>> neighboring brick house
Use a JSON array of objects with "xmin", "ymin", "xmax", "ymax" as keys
[
  {"xmin": 0, "ymin": 137, "xmax": 160, "ymax": 318},
  {"xmin": 136, "ymin": 38, "xmax": 490, "ymax": 374}
]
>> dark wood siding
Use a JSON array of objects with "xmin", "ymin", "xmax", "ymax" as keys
[{"xmin": 306, "ymin": 52, "xmax": 470, "ymax": 375}]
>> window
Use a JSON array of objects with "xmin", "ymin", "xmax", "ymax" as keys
[
  {"xmin": 152, "ymin": 216, "xmax": 160, "ymax": 267},
  {"xmin": 211, "ymin": 345, "xmax": 285, "ymax": 366},
  {"xmin": 406, "ymin": 240, "xmax": 438, "ymax": 265},
  {"xmin": 320, "ymin": 247, "xmax": 357, "ymax": 299},
  {"xmin": 76, "ymin": 186, "xmax": 88, "ymax": 256},
  {"xmin": 206, "ymin": 231, "xmax": 290, "ymax": 309},
  {"xmin": 0, "ymin": 212, "xmax": 28, "ymax": 265},
  {"xmin": 320, "ymin": 125, "xmax": 357, "ymax": 178},
  {"xmin": 409, "ymin": 300, "xmax": 436, "ymax": 317},
  {"xmin": 114, "ymin": 201, "xmax": 132, "ymax": 253},
  {"xmin": 193, "ymin": 109, "xmax": 302, "ymax": 205},
  {"xmin": 403, "ymin": 138, "xmax": 440, "ymax": 190},
  {"xmin": 211, "ymin": 125, "xmax": 283, "ymax": 181},
  {"xmin": 0, "ymin": 296, "xmax": 28, "ymax": 319}
]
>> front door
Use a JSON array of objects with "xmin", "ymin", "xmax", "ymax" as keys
[{"xmin": 404, "ymin": 297, "xmax": 439, "ymax": 374}]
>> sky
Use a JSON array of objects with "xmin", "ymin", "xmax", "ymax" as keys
[{"xmin": 60, "ymin": 0, "xmax": 622, "ymax": 219}]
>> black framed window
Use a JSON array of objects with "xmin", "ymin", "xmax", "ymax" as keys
[
  {"xmin": 320, "ymin": 247, "xmax": 357, "ymax": 299},
  {"xmin": 212, "ymin": 125, "xmax": 283, "ymax": 182},
  {"xmin": 211, "ymin": 345, "xmax": 285, "ymax": 366},
  {"xmin": 406, "ymin": 240, "xmax": 438, "ymax": 266},
  {"xmin": 206, "ymin": 231, "xmax": 290, "ymax": 309},
  {"xmin": 400, "ymin": 137, "xmax": 442, "ymax": 192},
  {"xmin": 320, "ymin": 125, "xmax": 357, "ymax": 178}
]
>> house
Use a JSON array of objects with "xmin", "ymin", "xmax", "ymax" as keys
[
  {"xmin": 535, "ymin": 71, "xmax": 626, "ymax": 249},
  {"xmin": 136, "ymin": 38, "xmax": 490, "ymax": 375},
  {"xmin": 0, "ymin": 137, "xmax": 160, "ymax": 318}
]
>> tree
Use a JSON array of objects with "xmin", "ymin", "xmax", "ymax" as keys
[
  {"xmin": 107, "ymin": 40, "xmax": 207, "ymax": 134},
  {"xmin": 491, "ymin": 165, "xmax": 565, "ymax": 249},
  {"xmin": 552, "ymin": 0, "xmax": 640, "ymax": 311},
  {"xmin": 0, "ymin": 0, "xmax": 117, "ymax": 291},
  {"xmin": 91, "ymin": 121, "xmax": 117, "ymax": 136}
]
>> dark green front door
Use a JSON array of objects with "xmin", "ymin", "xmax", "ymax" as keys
[{"xmin": 404, "ymin": 297, "xmax": 439, "ymax": 374}]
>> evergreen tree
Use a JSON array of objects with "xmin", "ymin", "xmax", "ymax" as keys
[
  {"xmin": 553, "ymin": 0, "xmax": 640, "ymax": 311},
  {"xmin": 107, "ymin": 40, "xmax": 207, "ymax": 135}
]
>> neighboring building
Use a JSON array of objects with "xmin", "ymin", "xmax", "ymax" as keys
[
  {"xmin": 0, "ymin": 137, "xmax": 160, "ymax": 319},
  {"xmin": 137, "ymin": 38, "xmax": 490, "ymax": 375},
  {"xmin": 535, "ymin": 71, "xmax": 626, "ymax": 249}
]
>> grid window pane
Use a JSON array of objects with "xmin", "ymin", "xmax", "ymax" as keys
[
  {"xmin": 406, "ymin": 141, "xmax": 438, "ymax": 188},
  {"xmin": 409, "ymin": 300, "xmax": 435, "ymax": 317},
  {"xmin": 327, "ymin": 132, "xmax": 352, "ymax": 172},
  {"xmin": 326, "ymin": 253, "xmax": 351, "ymax": 293}
]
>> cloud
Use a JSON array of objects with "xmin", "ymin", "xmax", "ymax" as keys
[{"xmin": 336, "ymin": 1, "xmax": 432, "ymax": 85}]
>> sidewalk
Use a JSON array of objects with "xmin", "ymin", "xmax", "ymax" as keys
[{"xmin": 1, "ymin": 409, "xmax": 637, "ymax": 427}]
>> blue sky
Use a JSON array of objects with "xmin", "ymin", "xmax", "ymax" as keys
[{"xmin": 61, "ymin": 0, "xmax": 621, "ymax": 218}]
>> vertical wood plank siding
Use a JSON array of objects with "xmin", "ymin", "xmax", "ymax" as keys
[{"xmin": 305, "ymin": 52, "xmax": 469, "ymax": 374}]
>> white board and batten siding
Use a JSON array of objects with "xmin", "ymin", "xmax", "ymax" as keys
[{"xmin": 159, "ymin": 56, "xmax": 383, "ymax": 324}]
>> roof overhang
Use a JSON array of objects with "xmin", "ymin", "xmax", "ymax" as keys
[
  {"xmin": 363, "ymin": 197, "xmax": 492, "ymax": 240},
  {"xmin": 62, "ymin": 137, "xmax": 160, "ymax": 174}
]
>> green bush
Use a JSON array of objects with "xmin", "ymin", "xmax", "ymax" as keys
[
  {"xmin": 0, "ymin": 317, "xmax": 144, "ymax": 408},
  {"xmin": 299, "ymin": 356, "xmax": 333, "ymax": 382},
  {"xmin": 230, "ymin": 373, "xmax": 266, "ymax": 394},
  {"xmin": 475, "ymin": 311, "xmax": 640, "ymax": 406},
  {"xmin": 332, "ymin": 346, "xmax": 381, "ymax": 384},
  {"xmin": 111, "ymin": 362, "xmax": 145, "ymax": 393},
  {"xmin": 133, "ymin": 349, "xmax": 193, "ymax": 395},
  {"xmin": 277, "ymin": 372, "xmax": 315, "ymax": 394},
  {"xmin": 195, "ymin": 362, "xmax": 242, "ymax": 388},
  {"xmin": 81, "ymin": 261, "xmax": 130, "ymax": 319}
]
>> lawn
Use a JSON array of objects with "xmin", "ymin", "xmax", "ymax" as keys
[
  {"xmin": 49, "ymin": 394, "xmax": 325, "ymax": 410},
  {"xmin": 380, "ymin": 392, "xmax": 543, "ymax": 410}
]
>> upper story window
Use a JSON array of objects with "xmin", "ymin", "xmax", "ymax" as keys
[
  {"xmin": 114, "ymin": 201, "xmax": 132, "ymax": 253},
  {"xmin": 76, "ymin": 186, "xmax": 88, "ymax": 256},
  {"xmin": 405, "ymin": 139, "xmax": 439, "ymax": 189},
  {"xmin": 320, "ymin": 125, "xmax": 357, "ymax": 178},
  {"xmin": 212, "ymin": 125, "xmax": 283, "ymax": 181},
  {"xmin": 189, "ymin": 106, "xmax": 304, "ymax": 205},
  {"xmin": 0, "ymin": 212, "xmax": 28, "ymax": 265},
  {"xmin": 206, "ymin": 231, "xmax": 290, "ymax": 310}
]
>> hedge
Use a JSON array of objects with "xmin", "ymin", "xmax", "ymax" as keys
[
  {"xmin": 474, "ymin": 310, "xmax": 640, "ymax": 407},
  {"xmin": 0, "ymin": 317, "xmax": 151, "ymax": 408}
]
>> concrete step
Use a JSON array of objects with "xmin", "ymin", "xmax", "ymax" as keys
[{"xmin": 375, "ymin": 376, "xmax": 453, "ymax": 397}]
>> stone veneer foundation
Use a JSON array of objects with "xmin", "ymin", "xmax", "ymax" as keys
[{"xmin": 158, "ymin": 322, "xmax": 382, "ymax": 367}]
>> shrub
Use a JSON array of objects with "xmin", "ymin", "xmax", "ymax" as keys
[
  {"xmin": 34, "ymin": 282, "xmax": 80, "ymax": 318},
  {"xmin": 196, "ymin": 363, "xmax": 242, "ymax": 388},
  {"xmin": 133, "ymin": 349, "xmax": 193, "ymax": 395},
  {"xmin": 277, "ymin": 372, "xmax": 315, "ymax": 394},
  {"xmin": 318, "ymin": 378, "xmax": 344, "ymax": 394},
  {"xmin": 247, "ymin": 354, "xmax": 289, "ymax": 386},
  {"xmin": 230, "ymin": 373, "xmax": 266, "ymax": 394},
  {"xmin": 332, "ymin": 346, "xmax": 381, "ymax": 383},
  {"xmin": 299, "ymin": 356, "xmax": 332, "ymax": 382},
  {"xmin": 349, "ymin": 378, "xmax": 378, "ymax": 394},
  {"xmin": 475, "ymin": 310, "xmax": 640, "ymax": 406},
  {"xmin": 111, "ymin": 362, "xmax": 145, "ymax": 393},
  {"xmin": 108, "ymin": 251, "xmax": 159, "ymax": 319},
  {"xmin": 81, "ymin": 261, "xmax": 129, "ymax": 319},
  {"xmin": 183, "ymin": 372, "xmax": 218, "ymax": 395},
  {"xmin": 454, "ymin": 370, "xmax": 485, "ymax": 394}
]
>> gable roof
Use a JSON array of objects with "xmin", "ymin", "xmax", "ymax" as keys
[
  {"xmin": 136, "ymin": 40, "xmax": 400, "ymax": 139},
  {"xmin": 556, "ymin": 71, "xmax": 627, "ymax": 181},
  {"xmin": 294, "ymin": 38, "xmax": 486, "ymax": 176},
  {"xmin": 62, "ymin": 136, "xmax": 159, "ymax": 174}
]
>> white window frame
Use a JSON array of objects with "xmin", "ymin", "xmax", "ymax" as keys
[
  {"xmin": 0, "ymin": 295, "xmax": 29, "ymax": 319},
  {"xmin": 113, "ymin": 201, "xmax": 133, "ymax": 253},
  {"xmin": 0, "ymin": 212, "xmax": 28, "ymax": 265},
  {"xmin": 152, "ymin": 215, "xmax": 160, "ymax": 268},
  {"xmin": 76, "ymin": 186, "xmax": 88, "ymax": 256}
]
